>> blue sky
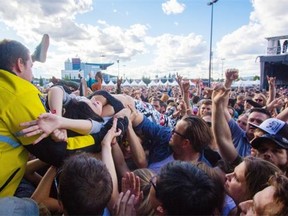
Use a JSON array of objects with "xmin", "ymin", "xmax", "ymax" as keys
[{"xmin": 0, "ymin": 0, "xmax": 287, "ymax": 80}]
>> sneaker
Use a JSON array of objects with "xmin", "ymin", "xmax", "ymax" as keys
[{"xmin": 31, "ymin": 34, "xmax": 49, "ymax": 63}]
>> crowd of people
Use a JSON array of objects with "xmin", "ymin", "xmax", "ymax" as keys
[{"xmin": 1, "ymin": 35, "xmax": 288, "ymax": 216}]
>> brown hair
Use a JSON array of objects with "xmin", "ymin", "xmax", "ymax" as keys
[
  {"xmin": 182, "ymin": 116, "xmax": 213, "ymax": 152},
  {"xmin": 268, "ymin": 173, "xmax": 288, "ymax": 215},
  {"xmin": 242, "ymin": 156, "xmax": 281, "ymax": 201}
]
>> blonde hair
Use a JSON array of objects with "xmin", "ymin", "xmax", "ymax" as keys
[{"xmin": 133, "ymin": 168, "xmax": 156, "ymax": 216}]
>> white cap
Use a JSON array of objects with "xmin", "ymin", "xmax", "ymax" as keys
[{"xmin": 250, "ymin": 118, "xmax": 285, "ymax": 135}]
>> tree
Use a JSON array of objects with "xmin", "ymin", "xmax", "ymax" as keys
[
  {"xmin": 253, "ymin": 75, "xmax": 260, "ymax": 81},
  {"xmin": 142, "ymin": 76, "xmax": 151, "ymax": 85},
  {"xmin": 39, "ymin": 77, "xmax": 44, "ymax": 86}
]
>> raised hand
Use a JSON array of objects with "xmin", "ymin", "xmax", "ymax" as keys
[
  {"xmin": 266, "ymin": 75, "xmax": 276, "ymax": 87},
  {"xmin": 182, "ymin": 80, "xmax": 190, "ymax": 93},
  {"xmin": 212, "ymin": 85, "xmax": 230, "ymax": 106},
  {"xmin": 113, "ymin": 190, "xmax": 136, "ymax": 216},
  {"xmin": 175, "ymin": 72, "xmax": 183, "ymax": 86},
  {"xmin": 121, "ymin": 172, "xmax": 143, "ymax": 208},
  {"xmin": 101, "ymin": 118, "xmax": 122, "ymax": 147},
  {"xmin": 225, "ymin": 68, "xmax": 239, "ymax": 81}
]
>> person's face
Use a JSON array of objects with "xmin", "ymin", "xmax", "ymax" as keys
[
  {"xmin": 152, "ymin": 100, "xmax": 161, "ymax": 112},
  {"xmin": 256, "ymin": 141, "xmax": 288, "ymax": 171},
  {"xmin": 237, "ymin": 97, "xmax": 245, "ymax": 106},
  {"xmin": 228, "ymin": 108, "xmax": 234, "ymax": 118},
  {"xmin": 19, "ymin": 55, "xmax": 33, "ymax": 81},
  {"xmin": 244, "ymin": 100, "xmax": 252, "ymax": 110},
  {"xmin": 239, "ymin": 186, "xmax": 279, "ymax": 216},
  {"xmin": 225, "ymin": 161, "xmax": 247, "ymax": 203},
  {"xmin": 253, "ymin": 95, "xmax": 265, "ymax": 106},
  {"xmin": 199, "ymin": 104, "xmax": 211, "ymax": 117},
  {"xmin": 148, "ymin": 176, "xmax": 162, "ymax": 214},
  {"xmin": 82, "ymin": 96, "xmax": 103, "ymax": 115},
  {"xmin": 237, "ymin": 115, "xmax": 248, "ymax": 131},
  {"xmin": 169, "ymin": 120, "xmax": 187, "ymax": 150},
  {"xmin": 246, "ymin": 112, "xmax": 269, "ymax": 140}
]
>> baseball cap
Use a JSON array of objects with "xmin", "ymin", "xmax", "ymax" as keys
[{"xmin": 251, "ymin": 118, "xmax": 288, "ymax": 149}]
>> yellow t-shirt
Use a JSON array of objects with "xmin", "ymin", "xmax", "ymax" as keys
[
  {"xmin": 0, "ymin": 69, "xmax": 47, "ymax": 197},
  {"xmin": 0, "ymin": 70, "xmax": 99, "ymax": 197}
]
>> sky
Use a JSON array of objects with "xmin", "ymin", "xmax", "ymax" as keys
[{"xmin": 0, "ymin": 0, "xmax": 288, "ymax": 80}]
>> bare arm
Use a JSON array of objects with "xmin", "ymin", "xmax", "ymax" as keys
[
  {"xmin": 101, "ymin": 118, "xmax": 122, "ymax": 211},
  {"xmin": 182, "ymin": 80, "xmax": 193, "ymax": 116},
  {"xmin": 31, "ymin": 166, "xmax": 61, "ymax": 213},
  {"xmin": 266, "ymin": 76, "xmax": 276, "ymax": 105},
  {"xmin": 47, "ymin": 86, "xmax": 65, "ymax": 115},
  {"xmin": 19, "ymin": 113, "xmax": 94, "ymax": 144},
  {"xmin": 126, "ymin": 120, "xmax": 147, "ymax": 168},
  {"xmin": 212, "ymin": 86, "xmax": 238, "ymax": 162},
  {"xmin": 24, "ymin": 159, "xmax": 48, "ymax": 186}
]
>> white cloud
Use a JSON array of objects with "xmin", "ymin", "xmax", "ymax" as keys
[
  {"xmin": 162, "ymin": 0, "xmax": 185, "ymax": 15},
  {"xmin": 1, "ymin": 0, "xmax": 288, "ymax": 80},
  {"xmin": 214, "ymin": 0, "xmax": 288, "ymax": 78}
]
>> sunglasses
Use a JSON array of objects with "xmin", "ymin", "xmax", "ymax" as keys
[
  {"xmin": 255, "ymin": 98, "xmax": 263, "ymax": 102},
  {"xmin": 171, "ymin": 128, "xmax": 187, "ymax": 139},
  {"xmin": 149, "ymin": 175, "xmax": 158, "ymax": 193}
]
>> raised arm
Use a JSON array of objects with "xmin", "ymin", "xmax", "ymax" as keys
[
  {"xmin": 182, "ymin": 80, "xmax": 193, "ymax": 116},
  {"xmin": 101, "ymin": 118, "xmax": 122, "ymax": 211},
  {"xmin": 266, "ymin": 76, "xmax": 276, "ymax": 105},
  {"xmin": 212, "ymin": 85, "xmax": 238, "ymax": 162},
  {"xmin": 175, "ymin": 72, "xmax": 184, "ymax": 96},
  {"xmin": 224, "ymin": 68, "xmax": 239, "ymax": 89},
  {"xmin": 24, "ymin": 159, "xmax": 48, "ymax": 186},
  {"xmin": 31, "ymin": 166, "xmax": 61, "ymax": 213}
]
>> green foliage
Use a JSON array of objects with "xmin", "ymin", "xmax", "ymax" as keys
[
  {"xmin": 142, "ymin": 75, "xmax": 151, "ymax": 85},
  {"xmin": 253, "ymin": 75, "xmax": 260, "ymax": 81}
]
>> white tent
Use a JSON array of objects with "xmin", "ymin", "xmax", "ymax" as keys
[
  {"xmin": 170, "ymin": 80, "xmax": 178, "ymax": 86},
  {"xmin": 148, "ymin": 80, "xmax": 158, "ymax": 87},
  {"xmin": 130, "ymin": 80, "xmax": 138, "ymax": 86},
  {"xmin": 106, "ymin": 80, "xmax": 115, "ymax": 86},
  {"xmin": 138, "ymin": 80, "xmax": 147, "ymax": 86},
  {"xmin": 122, "ymin": 80, "xmax": 131, "ymax": 87},
  {"xmin": 102, "ymin": 81, "xmax": 107, "ymax": 86}
]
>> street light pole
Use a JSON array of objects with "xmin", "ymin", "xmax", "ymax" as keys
[
  {"xmin": 207, "ymin": 0, "xmax": 218, "ymax": 87},
  {"xmin": 117, "ymin": 59, "xmax": 120, "ymax": 77},
  {"xmin": 221, "ymin": 58, "xmax": 225, "ymax": 80}
]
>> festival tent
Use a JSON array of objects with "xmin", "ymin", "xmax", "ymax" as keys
[
  {"xmin": 106, "ymin": 80, "xmax": 115, "ymax": 86},
  {"xmin": 231, "ymin": 80, "xmax": 260, "ymax": 88},
  {"xmin": 122, "ymin": 80, "xmax": 131, "ymax": 87},
  {"xmin": 102, "ymin": 81, "xmax": 107, "ymax": 86},
  {"xmin": 148, "ymin": 80, "xmax": 158, "ymax": 87},
  {"xmin": 138, "ymin": 80, "xmax": 147, "ymax": 86},
  {"xmin": 130, "ymin": 80, "xmax": 139, "ymax": 86},
  {"xmin": 170, "ymin": 80, "xmax": 178, "ymax": 86}
]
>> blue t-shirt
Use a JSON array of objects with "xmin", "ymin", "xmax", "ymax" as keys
[{"xmin": 228, "ymin": 119, "xmax": 251, "ymax": 157}]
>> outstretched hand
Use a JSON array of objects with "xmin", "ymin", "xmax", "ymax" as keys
[{"xmin": 18, "ymin": 113, "xmax": 62, "ymax": 144}]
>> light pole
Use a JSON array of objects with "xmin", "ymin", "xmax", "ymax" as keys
[
  {"xmin": 221, "ymin": 58, "xmax": 225, "ymax": 80},
  {"xmin": 207, "ymin": 0, "xmax": 218, "ymax": 87},
  {"xmin": 117, "ymin": 59, "xmax": 120, "ymax": 77}
]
